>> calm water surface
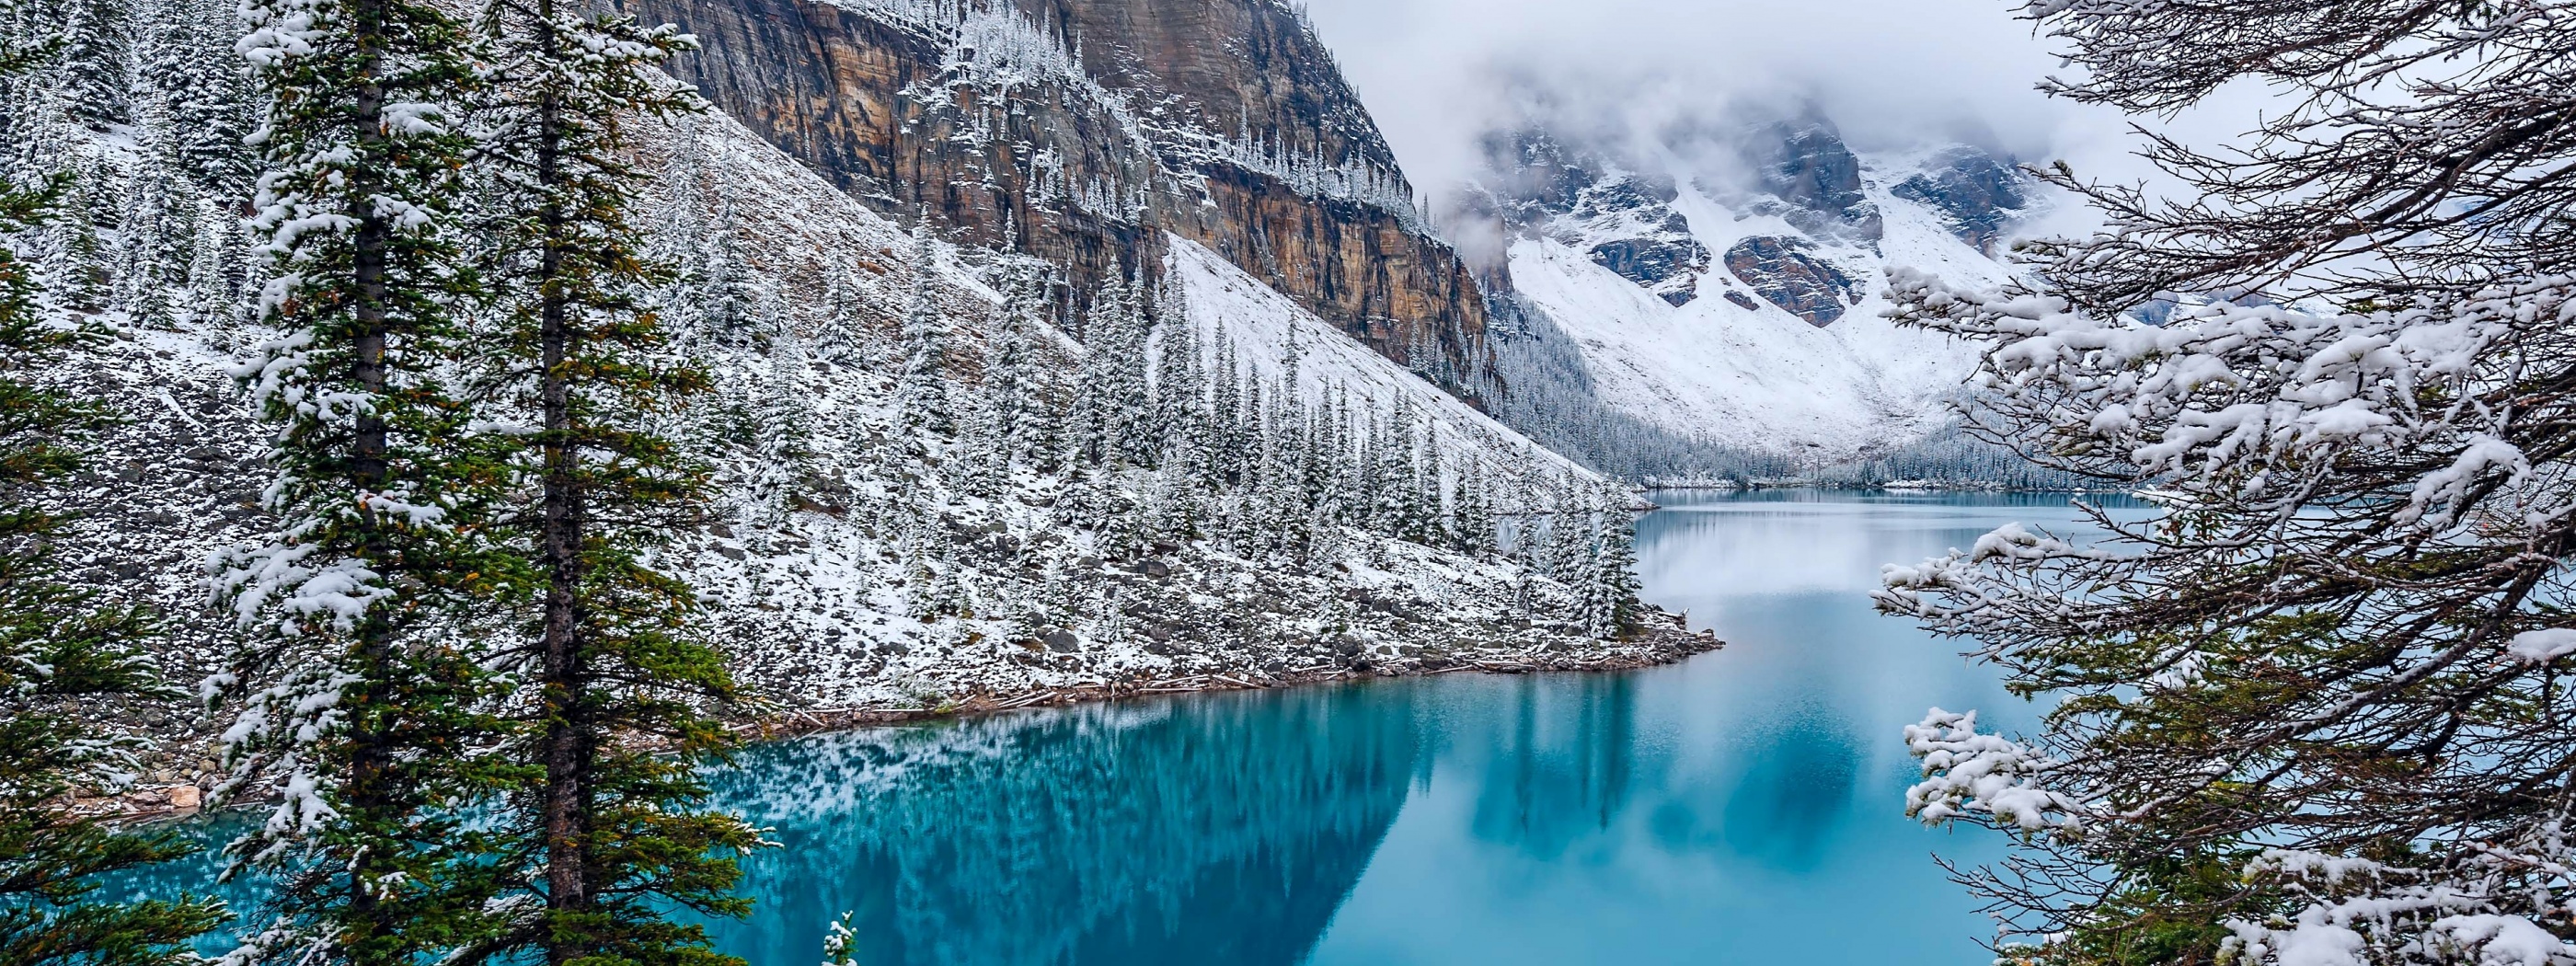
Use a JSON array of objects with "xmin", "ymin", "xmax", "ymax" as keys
[{"xmin": 123, "ymin": 490, "xmax": 2143, "ymax": 965}]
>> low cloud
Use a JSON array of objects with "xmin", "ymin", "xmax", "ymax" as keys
[{"xmin": 1302, "ymin": 0, "xmax": 2122, "ymax": 194}]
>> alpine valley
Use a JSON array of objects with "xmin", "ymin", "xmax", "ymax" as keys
[{"xmin": 2, "ymin": 0, "xmax": 2035, "ymax": 795}]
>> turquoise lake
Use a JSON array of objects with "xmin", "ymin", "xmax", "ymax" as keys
[{"xmin": 115, "ymin": 489, "xmax": 2140, "ymax": 964}]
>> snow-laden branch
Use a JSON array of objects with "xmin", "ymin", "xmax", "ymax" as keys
[
  {"xmin": 1903, "ymin": 707, "xmax": 2087, "ymax": 835},
  {"xmin": 1887, "ymin": 270, "xmax": 2571, "ymax": 528},
  {"xmin": 2225, "ymin": 838, "xmax": 2576, "ymax": 966}
]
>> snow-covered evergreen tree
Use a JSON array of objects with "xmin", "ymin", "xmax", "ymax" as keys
[
  {"xmin": 981, "ymin": 267, "xmax": 1046, "ymax": 465},
  {"xmin": 814, "ymin": 265, "xmax": 867, "ymax": 365},
  {"xmin": 131, "ymin": 0, "xmax": 259, "ymax": 196},
  {"xmin": 208, "ymin": 0, "xmax": 521, "ymax": 960},
  {"xmin": 465, "ymin": 0, "xmax": 762, "ymax": 958},
  {"xmin": 894, "ymin": 224, "xmax": 951, "ymax": 438},
  {"xmin": 112, "ymin": 132, "xmax": 190, "ymax": 328},
  {"xmin": 52, "ymin": 0, "xmax": 128, "ymax": 128},
  {"xmin": 1539, "ymin": 478, "xmax": 1591, "ymax": 581},
  {"xmin": 0, "ymin": 79, "xmax": 223, "ymax": 962},
  {"xmin": 35, "ymin": 167, "xmax": 109, "ymax": 312},
  {"xmin": 753, "ymin": 327, "xmax": 819, "ymax": 512},
  {"xmin": 179, "ymin": 196, "xmax": 246, "ymax": 325},
  {"xmin": 1880, "ymin": 6, "xmax": 2576, "ymax": 964},
  {"xmin": 1064, "ymin": 273, "xmax": 1138, "ymax": 468},
  {"xmin": 684, "ymin": 201, "xmax": 758, "ymax": 343},
  {"xmin": 1451, "ymin": 461, "xmax": 1493, "ymax": 556},
  {"xmin": 1105, "ymin": 270, "xmax": 1153, "ymax": 466},
  {"xmin": 1575, "ymin": 493, "xmax": 1640, "ymax": 639},
  {"xmin": 1150, "ymin": 290, "xmax": 1200, "ymax": 454}
]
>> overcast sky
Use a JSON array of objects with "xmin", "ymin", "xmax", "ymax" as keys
[{"xmin": 1297, "ymin": 0, "xmax": 2156, "ymax": 195}]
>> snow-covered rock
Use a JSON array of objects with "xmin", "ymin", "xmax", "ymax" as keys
[{"xmin": 1466, "ymin": 120, "xmax": 2039, "ymax": 460}]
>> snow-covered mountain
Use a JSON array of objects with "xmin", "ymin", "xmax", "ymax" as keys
[
  {"xmin": 1465, "ymin": 121, "xmax": 2040, "ymax": 461},
  {"xmin": 6, "ymin": 0, "xmax": 1729, "ymax": 789}
]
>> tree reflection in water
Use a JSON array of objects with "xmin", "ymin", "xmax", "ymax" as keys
[{"xmin": 703, "ymin": 685, "xmax": 1424, "ymax": 966}]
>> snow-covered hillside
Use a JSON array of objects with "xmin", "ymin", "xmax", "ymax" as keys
[
  {"xmin": 1165, "ymin": 236, "xmax": 1587, "ymax": 482},
  {"xmin": 1471, "ymin": 124, "xmax": 2038, "ymax": 461},
  {"xmin": 7, "ymin": 34, "xmax": 1706, "ymax": 789}
]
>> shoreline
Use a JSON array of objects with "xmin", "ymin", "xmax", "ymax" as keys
[
  {"xmin": 1639, "ymin": 480, "xmax": 2129, "ymax": 493},
  {"xmin": 731, "ymin": 618, "xmax": 1724, "ymax": 742},
  {"xmin": 96, "ymin": 615, "xmax": 1724, "ymax": 822}
]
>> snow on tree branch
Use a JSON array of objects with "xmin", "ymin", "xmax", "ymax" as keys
[
  {"xmin": 2224, "ymin": 834, "xmax": 2576, "ymax": 966},
  {"xmin": 1903, "ymin": 707, "xmax": 2087, "ymax": 835}
]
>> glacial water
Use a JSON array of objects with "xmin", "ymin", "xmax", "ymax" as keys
[{"xmin": 108, "ymin": 489, "xmax": 2145, "ymax": 964}]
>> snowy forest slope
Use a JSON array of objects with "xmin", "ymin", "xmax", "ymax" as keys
[{"xmin": 0, "ymin": 0, "xmax": 1702, "ymax": 786}]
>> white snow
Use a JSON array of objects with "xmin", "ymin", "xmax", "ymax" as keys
[
  {"xmin": 2506, "ymin": 628, "xmax": 2576, "ymax": 664},
  {"xmin": 1501, "ymin": 151, "xmax": 2018, "ymax": 459}
]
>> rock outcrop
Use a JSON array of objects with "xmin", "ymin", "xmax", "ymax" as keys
[
  {"xmin": 1722, "ymin": 236, "xmax": 1859, "ymax": 327},
  {"xmin": 613, "ymin": 0, "xmax": 1491, "ymax": 391},
  {"xmin": 1892, "ymin": 146, "xmax": 2028, "ymax": 254},
  {"xmin": 1739, "ymin": 121, "xmax": 1882, "ymax": 244},
  {"xmin": 1465, "ymin": 131, "xmax": 1708, "ymax": 306}
]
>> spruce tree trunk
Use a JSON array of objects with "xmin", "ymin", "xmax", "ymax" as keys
[
  {"xmin": 344, "ymin": 0, "xmax": 394, "ymax": 940},
  {"xmin": 529, "ymin": 1, "xmax": 596, "ymax": 954}
]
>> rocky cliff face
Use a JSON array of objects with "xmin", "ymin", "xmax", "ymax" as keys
[
  {"xmin": 1720, "ymin": 236, "xmax": 1858, "ymax": 328},
  {"xmin": 1465, "ymin": 131, "xmax": 1710, "ymax": 307},
  {"xmin": 612, "ymin": 0, "xmax": 1491, "ymax": 393},
  {"xmin": 1892, "ymin": 146, "xmax": 2029, "ymax": 254},
  {"xmin": 1457, "ymin": 113, "xmax": 2036, "ymax": 459},
  {"xmin": 1461, "ymin": 119, "xmax": 2030, "ymax": 328},
  {"xmin": 1739, "ymin": 121, "xmax": 1882, "ymax": 244}
]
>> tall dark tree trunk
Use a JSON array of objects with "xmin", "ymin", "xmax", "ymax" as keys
[
  {"xmin": 532, "ymin": 0, "xmax": 595, "ymax": 947},
  {"xmin": 345, "ymin": 0, "xmax": 394, "ymax": 940}
]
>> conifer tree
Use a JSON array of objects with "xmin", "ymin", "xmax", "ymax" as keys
[
  {"xmin": 1106, "ymin": 271, "xmax": 1153, "ymax": 467},
  {"xmin": 1017, "ymin": 282, "xmax": 1068, "ymax": 474},
  {"xmin": 954, "ymin": 390, "xmax": 1006, "ymax": 497},
  {"xmin": 1451, "ymin": 462, "xmax": 1493, "ymax": 556},
  {"xmin": 982, "ymin": 268, "xmax": 1042, "ymax": 464},
  {"xmin": 751, "ymin": 327, "xmax": 817, "ymax": 512},
  {"xmin": 1406, "ymin": 438, "xmax": 1443, "ymax": 546},
  {"xmin": 37, "ymin": 170, "xmax": 109, "ymax": 313},
  {"xmin": 208, "ymin": 0, "xmax": 523, "ymax": 961},
  {"xmin": 52, "ymin": 0, "xmax": 128, "ymax": 128},
  {"xmin": 1880, "ymin": 5, "xmax": 2576, "ymax": 961},
  {"xmin": 1150, "ymin": 297, "xmax": 1199, "ymax": 450},
  {"xmin": 114, "ymin": 138, "xmax": 191, "ymax": 328},
  {"xmin": 814, "ymin": 267, "xmax": 865, "ymax": 366},
  {"xmin": 1577, "ymin": 492, "xmax": 1641, "ymax": 638},
  {"xmin": 0, "ymin": 81, "xmax": 224, "ymax": 966},
  {"xmin": 1372, "ymin": 401, "xmax": 1415, "ymax": 537},
  {"xmin": 466, "ymin": 2, "xmax": 763, "ymax": 960},
  {"xmin": 1540, "ymin": 479, "xmax": 1590, "ymax": 581},
  {"xmin": 684, "ymin": 202, "xmax": 755, "ymax": 344},
  {"xmin": 1064, "ymin": 274, "xmax": 1128, "ymax": 466},
  {"xmin": 181, "ymin": 198, "xmax": 246, "ymax": 325},
  {"xmin": 144, "ymin": 0, "xmax": 259, "ymax": 196},
  {"xmin": 1208, "ymin": 333, "xmax": 1246, "ymax": 482},
  {"xmin": 894, "ymin": 224, "xmax": 951, "ymax": 439}
]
